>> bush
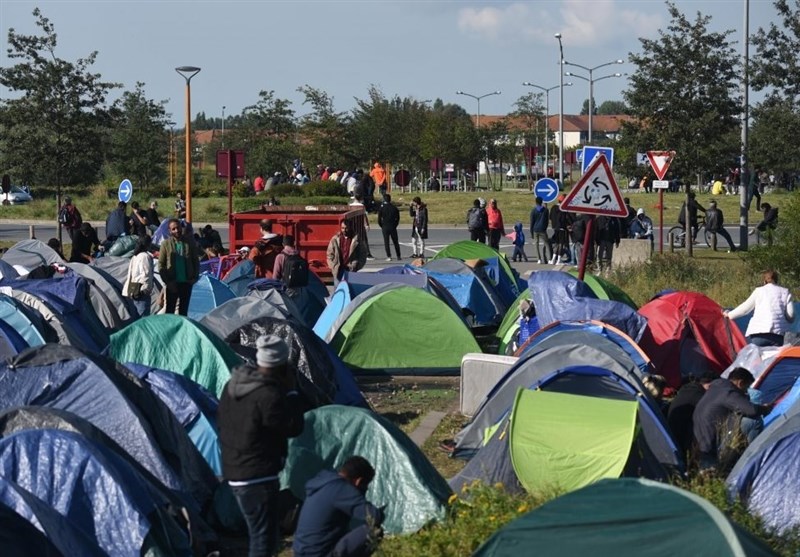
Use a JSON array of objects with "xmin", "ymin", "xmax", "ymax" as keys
[
  {"xmin": 303, "ymin": 180, "xmax": 348, "ymax": 198},
  {"xmin": 269, "ymin": 184, "xmax": 303, "ymax": 198}
]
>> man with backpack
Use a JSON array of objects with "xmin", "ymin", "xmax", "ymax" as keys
[
  {"xmin": 466, "ymin": 199, "xmax": 487, "ymax": 243},
  {"xmin": 273, "ymin": 235, "xmax": 309, "ymax": 287},
  {"xmin": 58, "ymin": 196, "xmax": 83, "ymax": 242}
]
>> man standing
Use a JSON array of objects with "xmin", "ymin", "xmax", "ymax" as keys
[
  {"xmin": 218, "ymin": 335, "xmax": 305, "ymax": 557},
  {"xmin": 705, "ymin": 200, "xmax": 736, "ymax": 252},
  {"xmin": 146, "ymin": 201, "xmax": 161, "ymax": 230},
  {"xmin": 678, "ymin": 191, "xmax": 706, "ymax": 244},
  {"xmin": 466, "ymin": 199, "xmax": 486, "ymax": 243},
  {"xmin": 377, "ymin": 194, "xmax": 401, "ymax": 261},
  {"xmin": 327, "ymin": 221, "xmax": 367, "ymax": 284},
  {"xmin": 157, "ymin": 219, "xmax": 199, "ymax": 316},
  {"xmin": 486, "ymin": 198, "xmax": 504, "ymax": 251},
  {"xmin": 529, "ymin": 196, "xmax": 551, "ymax": 264},
  {"xmin": 106, "ymin": 201, "xmax": 131, "ymax": 244},
  {"xmin": 409, "ymin": 197, "xmax": 428, "ymax": 259},
  {"xmin": 293, "ymin": 456, "xmax": 384, "ymax": 557},
  {"xmin": 175, "ymin": 191, "xmax": 187, "ymax": 219},
  {"xmin": 59, "ymin": 196, "xmax": 83, "ymax": 243},
  {"xmin": 370, "ymin": 162, "xmax": 388, "ymax": 198},
  {"xmin": 594, "ymin": 215, "xmax": 620, "ymax": 272}
]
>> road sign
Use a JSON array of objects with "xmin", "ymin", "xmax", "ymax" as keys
[
  {"xmin": 576, "ymin": 149, "xmax": 583, "ymax": 163},
  {"xmin": 445, "ymin": 163, "xmax": 455, "ymax": 173},
  {"xmin": 118, "ymin": 179, "xmax": 132, "ymax": 203},
  {"xmin": 534, "ymin": 178, "xmax": 559, "ymax": 203},
  {"xmin": 636, "ymin": 152, "xmax": 649, "ymax": 165},
  {"xmin": 581, "ymin": 146, "xmax": 615, "ymax": 174},
  {"xmin": 652, "ymin": 180, "xmax": 669, "ymax": 190},
  {"xmin": 560, "ymin": 154, "xmax": 627, "ymax": 217},
  {"xmin": 646, "ymin": 150, "xmax": 675, "ymax": 180}
]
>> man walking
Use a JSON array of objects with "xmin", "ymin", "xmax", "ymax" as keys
[
  {"xmin": 377, "ymin": 194, "xmax": 401, "ymax": 261},
  {"xmin": 705, "ymin": 200, "xmax": 736, "ymax": 252}
]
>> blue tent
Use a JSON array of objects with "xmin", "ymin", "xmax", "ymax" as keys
[
  {"xmin": 528, "ymin": 271, "xmax": 648, "ymax": 342},
  {"xmin": 248, "ymin": 278, "xmax": 321, "ymax": 327},
  {"xmin": 0, "ymin": 429, "xmax": 191, "ymax": 557},
  {"xmin": 313, "ymin": 281, "xmax": 353, "ymax": 339},
  {"xmin": 0, "ymin": 319, "xmax": 28, "ymax": 359},
  {"xmin": 188, "ymin": 274, "xmax": 237, "ymax": 320},
  {"xmin": 222, "ymin": 258, "xmax": 255, "ymax": 296},
  {"xmin": 752, "ymin": 347, "xmax": 800, "ymax": 405}
]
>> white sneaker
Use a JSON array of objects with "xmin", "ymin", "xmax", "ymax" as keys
[
  {"xmin": 536, "ymin": 260, "xmax": 542, "ymax": 264},
  {"xmin": 386, "ymin": 258, "xmax": 392, "ymax": 262}
]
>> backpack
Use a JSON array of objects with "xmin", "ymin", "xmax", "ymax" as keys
[
  {"xmin": 467, "ymin": 208, "xmax": 482, "ymax": 230},
  {"xmin": 283, "ymin": 253, "xmax": 309, "ymax": 287},
  {"xmin": 58, "ymin": 206, "xmax": 70, "ymax": 225}
]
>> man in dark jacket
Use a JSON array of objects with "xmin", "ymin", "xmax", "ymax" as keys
[
  {"xmin": 293, "ymin": 456, "xmax": 384, "ymax": 557},
  {"xmin": 218, "ymin": 335, "xmax": 305, "ymax": 557},
  {"xmin": 105, "ymin": 201, "xmax": 131, "ymax": 244},
  {"xmin": 677, "ymin": 191, "xmax": 706, "ymax": 244},
  {"xmin": 466, "ymin": 199, "xmax": 487, "ymax": 243},
  {"xmin": 667, "ymin": 373, "xmax": 715, "ymax": 459},
  {"xmin": 377, "ymin": 194, "xmax": 402, "ymax": 261},
  {"xmin": 529, "ymin": 196, "xmax": 551, "ymax": 264},
  {"xmin": 692, "ymin": 368, "xmax": 771, "ymax": 472},
  {"xmin": 594, "ymin": 215, "xmax": 620, "ymax": 271},
  {"xmin": 705, "ymin": 200, "xmax": 736, "ymax": 252}
]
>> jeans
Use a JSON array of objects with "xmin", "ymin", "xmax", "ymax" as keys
[
  {"xmin": 748, "ymin": 332, "xmax": 784, "ymax": 347},
  {"xmin": 165, "ymin": 281, "xmax": 192, "ymax": 316},
  {"xmin": 132, "ymin": 296, "xmax": 150, "ymax": 318},
  {"xmin": 231, "ymin": 480, "xmax": 280, "ymax": 557},
  {"xmin": 488, "ymin": 228, "xmax": 502, "ymax": 250},
  {"xmin": 411, "ymin": 228, "xmax": 425, "ymax": 256},
  {"xmin": 532, "ymin": 232, "xmax": 551, "ymax": 262},
  {"xmin": 381, "ymin": 227, "xmax": 401, "ymax": 259}
]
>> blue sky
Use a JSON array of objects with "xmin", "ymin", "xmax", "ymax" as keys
[{"xmin": 0, "ymin": 0, "xmax": 778, "ymax": 125}]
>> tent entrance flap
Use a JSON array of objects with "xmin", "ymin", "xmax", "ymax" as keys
[{"xmin": 509, "ymin": 389, "xmax": 638, "ymax": 493}]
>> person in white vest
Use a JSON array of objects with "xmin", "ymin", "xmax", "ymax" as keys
[{"xmin": 724, "ymin": 270, "xmax": 795, "ymax": 347}]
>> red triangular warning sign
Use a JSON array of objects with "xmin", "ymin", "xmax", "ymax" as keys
[
  {"xmin": 646, "ymin": 150, "xmax": 675, "ymax": 180},
  {"xmin": 560, "ymin": 154, "xmax": 627, "ymax": 217}
]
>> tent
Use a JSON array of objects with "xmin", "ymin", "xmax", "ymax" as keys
[
  {"xmin": 1, "ymin": 239, "xmax": 63, "ymax": 270},
  {"xmin": 222, "ymin": 258, "xmax": 255, "ymax": 296},
  {"xmin": 473, "ymin": 478, "xmax": 776, "ymax": 557},
  {"xmin": 247, "ymin": 278, "xmax": 326, "ymax": 328},
  {"xmin": 567, "ymin": 270, "xmax": 638, "ymax": 309},
  {"xmin": 431, "ymin": 240, "xmax": 524, "ymax": 302},
  {"xmin": 751, "ymin": 346, "xmax": 800, "ymax": 405},
  {"xmin": 225, "ymin": 315, "xmax": 367, "ymax": 408},
  {"xmin": 638, "ymin": 291, "xmax": 745, "ymax": 387},
  {"xmin": 199, "ymin": 296, "xmax": 291, "ymax": 341},
  {"xmin": 246, "ymin": 281, "xmax": 306, "ymax": 324},
  {"xmin": 0, "ymin": 429, "xmax": 192, "ymax": 557},
  {"xmin": 188, "ymin": 274, "xmax": 237, "ymax": 320},
  {"xmin": 94, "ymin": 256, "xmax": 163, "ymax": 315},
  {"xmin": 66, "ymin": 261, "xmax": 137, "ymax": 325},
  {"xmin": 495, "ymin": 288, "xmax": 530, "ymax": 355},
  {"xmin": 324, "ymin": 284, "xmax": 482, "ymax": 375},
  {"xmin": 108, "ymin": 314, "xmax": 243, "ymax": 398},
  {"xmin": 280, "ymin": 405, "xmax": 452, "ymax": 534},
  {"xmin": 528, "ymin": 271, "xmax": 647, "ymax": 342},
  {"xmin": 727, "ymin": 412, "xmax": 800, "ymax": 534}
]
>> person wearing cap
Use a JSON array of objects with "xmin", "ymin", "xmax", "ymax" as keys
[
  {"xmin": 630, "ymin": 208, "xmax": 654, "ymax": 250},
  {"xmin": 705, "ymin": 200, "xmax": 736, "ymax": 252},
  {"xmin": 59, "ymin": 196, "xmax": 83, "ymax": 242},
  {"xmin": 218, "ymin": 334, "xmax": 305, "ymax": 557}
]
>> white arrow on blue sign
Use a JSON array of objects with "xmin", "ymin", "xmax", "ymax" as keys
[
  {"xmin": 581, "ymin": 146, "xmax": 615, "ymax": 174},
  {"xmin": 534, "ymin": 177, "xmax": 560, "ymax": 203},
  {"xmin": 118, "ymin": 179, "xmax": 133, "ymax": 203}
]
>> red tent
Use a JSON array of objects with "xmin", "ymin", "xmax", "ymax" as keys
[{"xmin": 638, "ymin": 291, "xmax": 745, "ymax": 387}]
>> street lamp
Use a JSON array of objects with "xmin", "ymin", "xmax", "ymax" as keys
[
  {"xmin": 555, "ymin": 33, "xmax": 565, "ymax": 183},
  {"xmin": 175, "ymin": 65, "xmax": 201, "ymax": 222},
  {"xmin": 522, "ymin": 82, "xmax": 572, "ymax": 179},
  {"xmin": 456, "ymin": 90, "xmax": 501, "ymax": 190},
  {"xmin": 221, "ymin": 105, "xmax": 226, "ymax": 149},
  {"xmin": 563, "ymin": 59, "xmax": 624, "ymax": 143}
]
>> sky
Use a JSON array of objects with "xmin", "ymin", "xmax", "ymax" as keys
[{"xmin": 0, "ymin": 0, "xmax": 780, "ymax": 126}]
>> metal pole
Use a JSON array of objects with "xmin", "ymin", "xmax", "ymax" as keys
[
  {"xmin": 222, "ymin": 105, "xmax": 226, "ymax": 150},
  {"xmin": 556, "ymin": 34, "xmax": 565, "ymax": 184},
  {"xmin": 175, "ymin": 66, "xmax": 201, "ymax": 223},
  {"xmin": 477, "ymin": 98, "xmax": 481, "ymax": 190},
  {"xmin": 544, "ymin": 90, "xmax": 549, "ymax": 178},
  {"xmin": 739, "ymin": 0, "xmax": 750, "ymax": 251},
  {"xmin": 588, "ymin": 68, "xmax": 594, "ymax": 143}
]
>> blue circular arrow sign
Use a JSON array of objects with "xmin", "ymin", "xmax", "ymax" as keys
[
  {"xmin": 534, "ymin": 177, "xmax": 559, "ymax": 203},
  {"xmin": 118, "ymin": 179, "xmax": 133, "ymax": 203}
]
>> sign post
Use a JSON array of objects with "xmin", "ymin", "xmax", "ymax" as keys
[
  {"xmin": 560, "ymin": 154, "xmax": 627, "ymax": 280},
  {"xmin": 216, "ymin": 150, "xmax": 246, "ymax": 225},
  {"xmin": 534, "ymin": 177, "xmax": 559, "ymax": 203},
  {"xmin": 646, "ymin": 150, "xmax": 676, "ymax": 254},
  {"xmin": 118, "ymin": 179, "xmax": 133, "ymax": 203}
]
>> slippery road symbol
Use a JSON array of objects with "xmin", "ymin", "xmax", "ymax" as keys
[{"xmin": 582, "ymin": 177, "xmax": 612, "ymax": 207}]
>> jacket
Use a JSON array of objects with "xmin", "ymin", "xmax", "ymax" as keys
[
  {"xmin": 326, "ymin": 233, "xmax": 366, "ymax": 281},
  {"xmin": 692, "ymin": 379, "xmax": 765, "ymax": 456},
  {"xmin": 705, "ymin": 206, "xmax": 724, "ymax": 232},
  {"xmin": 529, "ymin": 205, "xmax": 549, "ymax": 234},
  {"xmin": 157, "ymin": 236, "xmax": 200, "ymax": 284},
  {"xmin": 486, "ymin": 204, "xmax": 504, "ymax": 232},
  {"xmin": 292, "ymin": 469, "xmax": 383, "ymax": 557},
  {"xmin": 217, "ymin": 364, "xmax": 304, "ymax": 481},
  {"xmin": 377, "ymin": 201, "xmax": 400, "ymax": 230},
  {"xmin": 272, "ymin": 245, "xmax": 299, "ymax": 280},
  {"xmin": 123, "ymin": 252, "xmax": 154, "ymax": 297},
  {"xmin": 410, "ymin": 204, "xmax": 428, "ymax": 239},
  {"xmin": 727, "ymin": 283, "xmax": 794, "ymax": 336},
  {"xmin": 106, "ymin": 208, "xmax": 131, "ymax": 239}
]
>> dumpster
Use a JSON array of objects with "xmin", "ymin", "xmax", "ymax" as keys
[{"xmin": 229, "ymin": 204, "xmax": 366, "ymax": 282}]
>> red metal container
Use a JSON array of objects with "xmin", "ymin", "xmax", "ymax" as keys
[{"xmin": 229, "ymin": 204, "xmax": 366, "ymax": 281}]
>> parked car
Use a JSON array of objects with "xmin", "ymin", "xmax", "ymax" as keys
[{"xmin": 3, "ymin": 186, "xmax": 32, "ymax": 204}]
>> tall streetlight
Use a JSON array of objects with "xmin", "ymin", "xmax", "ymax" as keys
[
  {"xmin": 221, "ymin": 105, "xmax": 226, "ymax": 149},
  {"xmin": 522, "ymin": 82, "xmax": 572, "ymax": 178},
  {"xmin": 555, "ymin": 33, "xmax": 565, "ymax": 183},
  {"xmin": 563, "ymin": 59, "xmax": 624, "ymax": 143},
  {"xmin": 175, "ymin": 65, "xmax": 201, "ymax": 222},
  {"xmin": 456, "ymin": 90, "xmax": 501, "ymax": 190}
]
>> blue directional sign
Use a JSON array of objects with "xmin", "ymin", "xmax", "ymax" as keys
[
  {"xmin": 534, "ymin": 177, "xmax": 559, "ymax": 203},
  {"xmin": 581, "ymin": 146, "xmax": 615, "ymax": 174},
  {"xmin": 118, "ymin": 179, "xmax": 133, "ymax": 203},
  {"xmin": 576, "ymin": 149, "xmax": 583, "ymax": 163}
]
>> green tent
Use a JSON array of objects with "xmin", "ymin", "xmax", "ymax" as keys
[
  {"xmin": 108, "ymin": 314, "xmax": 242, "ymax": 397},
  {"xmin": 331, "ymin": 286, "xmax": 481, "ymax": 374},
  {"xmin": 432, "ymin": 240, "xmax": 517, "ymax": 287},
  {"xmin": 280, "ymin": 405, "xmax": 452, "ymax": 534},
  {"xmin": 495, "ymin": 288, "xmax": 530, "ymax": 355},
  {"xmin": 568, "ymin": 271, "xmax": 638, "ymax": 309},
  {"xmin": 509, "ymin": 389, "xmax": 638, "ymax": 493},
  {"xmin": 473, "ymin": 478, "xmax": 777, "ymax": 557}
]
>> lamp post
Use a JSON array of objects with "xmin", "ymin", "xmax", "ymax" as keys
[
  {"xmin": 522, "ymin": 82, "xmax": 572, "ymax": 179},
  {"xmin": 221, "ymin": 105, "xmax": 226, "ymax": 150},
  {"xmin": 563, "ymin": 59, "xmax": 624, "ymax": 143},
  {"xmin": 456, "ymin": 90, "xmax": 501, "ymax": 190},
  {"xmin": 554, "ymin": 33, "xmax": 565, "ymax": 184},
  {"xmin": 740, "ymin": 0, "xmax": 750, "ymax": 251},
  {"xmin": 175, "ymin": 65, "xmax": 201, "ymax": 222}
]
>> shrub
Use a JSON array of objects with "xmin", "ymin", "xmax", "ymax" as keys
[
  {"xmin": 303, "ymin": 180, "xmax": 348, "ymax": 198},
  {"xmin": 270, "ymin": 184, "xmax": 303, "ymax": 198}
]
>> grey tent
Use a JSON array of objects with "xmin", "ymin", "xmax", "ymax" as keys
[
  {"xmin": 199, "ymin": 296, "xmax": 291, "ymax": 340},
  {"xmin": 67, "ymin": 261, "xmax": 137, "ymax": 323},
  {"xmin": 247, "ymin": 287, "xmax": 305, "ymax": 324},
  {"xmin": 94, "ymin": 255, "xmax": 163, "ymax": 315},
  {"xmin": 2, "ymin": 239, "xmax": 63, "ymax": 270}
]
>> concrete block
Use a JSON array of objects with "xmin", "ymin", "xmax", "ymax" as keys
[{"xmin": 614, "ymin": 238, "xmax": 651, "ymax": 268}]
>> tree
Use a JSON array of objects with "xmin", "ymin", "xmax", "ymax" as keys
[
  {"xmin": 597, "ymin": 100, "xmax": 629, "ymax": 115},
  {"xmin": 419, "ymin": 103, "xmax": 478, "ymax": 172},
  {"xmin": 618, "ymin": 2, "xmax": 740, "ymax": 183},
  {"xmin": 509, "ymin": 93, "xmax": 546, "ymax": 180},
  {"xmin": 0, "ymin": 8, "xmax": 119, "ymax": 191},
  {"xmin": 296, "ymin": 85, "xmax": 351, "ymax": 170},
  {"xmin": 580, "ymin": 98, "xmax": 597, "ymax": 116},
  {"xmin": 109, "ymin": 82, "xmax": 170, "ymax": 189}
]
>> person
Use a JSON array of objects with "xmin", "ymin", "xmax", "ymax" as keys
[
  {"xmin": 486, "ymin": 198, "xmax": 504, "ymax": 251},
  {"xmin": 129, "ymin": 201, "xmax": 149, "ymax": 237},
  {"xmin": 621, "ymin": 197, "xmax": 635, "ymax": 238},
  {"xmin": 751, "ymin": 202, "xmax": 779, "ymax": 246},
  {"xmin": 377, "ymin": 194, "xmax": 401, "ymax": 261},
  {"xmin": 249, "ymin": 220, "xmax": 283, "ymax": 279},
  {"xmin": 667, "ymin": 373, "xmax": 716, "ymax": 459},
  {"xmin": 629, "ymin": 208, "xmax": 654, "ymax": 250},
  {"xmin": 511, "ymin": 222, "xmax": 528, "ymax": 262},
  {"xmin": 272, "ymin": 234, "xmax": 301, "ymax": 282},
  {"xmin": 692, "ymin": 368, "xmax": 771, "ymax": 472},
  {"xmin": 253, "ymin": 174, "xmax": 265, "ymax": 194},
  {"xmin": 327, "ymin": 220, "xmax": 367, "ymax": 284},
  {"xmin": 146, "ymin": 201, "xmax": 161, "ymax": 230},
  {"xmin": 58, "ymin": 196, "xmax": 83, "ymax": 243},
  {"xmin": 409, "ymin": 196, "xmax": 428, "ymax": 259},
  {"xmin": 570, "ymin": 213, "xmax": 591, "ymax": 265},
  {"xmin": 123, "ymin": 235, "xmax": 154, "ymax": 317},
  {"xmin": 529, "ymin": 196, "xmax": 551, "ymax": 264},
  {"xmin": 594, "ymin": 215, "xmax": 620, "ymax": 271},
  {"xmin": 349, "ymin": 195, "xmax": 374, "ymax": 260},
  {"xmin": 677, "ymin": 191, "xmax": 706, "ymax": 244},
  {"xmin": 68, "ymin": 222, "xmax": 101, "ymax": 263},
  {"xmin": 746, "ymin": 167, "xmax": 762, "ymax": 212},
  {"xmin": 370, "ymin": 162, "xmax": 388, "ymax": 198},
  {"xmin": 705, "ymin": 200, "xmax": 736, "ymax": 252},
  {"xmin": 549, "ymin": 196, "xmax": 572, "ymax": 264},
  {"xmin": 106, "ymin": 201, "xmax": 130, "ymax": 244},
  {"xmin": 46, "ymin": 238, "xmax": 66, "ymax": 260},
  {"xmin": 158, "ymin": 219, "xmax": 200, "ymax": 316},
  {"xmin": 174, "ymin": 191, "xmax": 187, "ymax": 219},
  {"xmin": 218, "ymin": 335, "xmax": 305, "ymax": 557},
  {"xmin": 292, "ymin": 456, "xmax": 384, "ymax": 557},
  {"xmin": 724, "ymin": 270, "xmax": 795, "ymax": 347},
  {"xmin": 466, "ymin": 199, "xmax": 487, "ymax": 243},
  {"xmin": 199, "ymin": 224, "xmax": 224, "ymax": 254},
  {"xmin": 478, "ymin": 198, "xmax": 489, "ymax": 243}
]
